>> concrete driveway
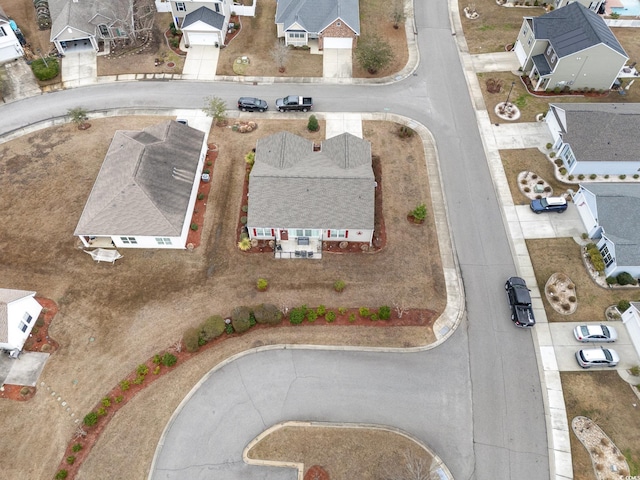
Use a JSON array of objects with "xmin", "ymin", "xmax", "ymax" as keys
[
  {"xmin": 323, "ymin": 48, "xmax": 352, "ymax": 78},
  {"xmin": 514, "ymin": 204, "xmax": 585, "ymax": 239},
  {"xmin": 1, "ymin": 59, "xmax": 40, "ymax": 102},
  {"xmin": 0, "ymin": 352, "xmax": 49, "ymax": 387},
  {"xmin": 61, "ymin": 50, "xmax": 97, "ymax": 88},
  {"xmin": 549, "ymin": 321, "xmax": 640, "ymax": 371},
  {"xmin": 183, "ymin": 45, "xmax": 219, "ymax": 80}
]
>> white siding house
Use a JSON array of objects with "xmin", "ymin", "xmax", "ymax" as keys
[
  {"xmin": 168, "ymin": 0, "xmax": 234, "ymax": 47},
  {"xmin": 546, "ymin": 103, "xmax": 640, "ymax": 176},
  {"xmin": 0, "ymin": 289, "xmax": 43, "ymax": 356},
  {"xmin": 247, "ymin": 132, "xmax": 375, "ymax": 259},
  {"xmin": 573, "ymin": 184, "xmax": 640, "ymax": 278},
  {"xmin": 0, "ymin": 7, "xmax": 24, "ymax": 64},
  {"xmin": 74, "ymin": 121, "xmax": 207, "ymax": 250},
  {"xmin": 621, "ymin": 303, "xmax": 640, "ymax": 361}
]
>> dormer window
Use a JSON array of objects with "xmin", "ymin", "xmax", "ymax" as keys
[
  {"xmin": 546, "ymin": 45, "xmax": 553, "ymax": 56},
  {"xmin": 98, "ymin": 24, "xmax": 109, "ymax": 36}
]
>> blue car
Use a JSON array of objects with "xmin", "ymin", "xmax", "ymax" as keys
[{"xmin": 530, "ymin": 196, "xmax": 568, "ymax": 213}]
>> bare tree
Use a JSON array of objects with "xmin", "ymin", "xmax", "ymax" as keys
[
  {"xmin": 392, "ymin": 0, "xmax": 406, "ymax": 29},
  {"xmin": 394, "ymin": 302, "xmax": 408, "ymax": 318},
  {"xmin": 271, "ymin": 40, "xmax": 290, "ymax": 73},
  {"xmin": 384, "ymin": 449, "xmax": 433, "ymax": 480}
]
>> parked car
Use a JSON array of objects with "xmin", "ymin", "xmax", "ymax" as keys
[
  {"xmin": 505, "ymin": 276, "xmax": 535, "ymax": 328},
  {"xmin": 575, "ymin": 348, "xmax": 619, "ymax": 368},
  {"xmin": 237, "ymin": 97, "xmax": 268, "ymax": 112},
  {"xmin": 573, "ymin": 324, "xmax": 618, "ymax": 343},
  {"xmin": 275, "ymin": 95, "xmax": 313, "ymax": 112},
  {"xmin": 530, "ymin": 196, "xmax": 568, "ymax": 213}
]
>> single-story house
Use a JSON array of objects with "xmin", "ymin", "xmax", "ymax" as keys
[
  {"xmin": 247, "ymin": 132, "xmax": 375, "ymax": 259},
  {"xmin": 546, "ymin": 103, "xmax": 640, "ymax": 175},
  {"xmin": 621, "ymin": 303, "xmax": 640, "ymax": 360},
  {"xmin": 275, "ymin": 0, "xmax": 360, "ymax": 50},
  {"xmin": 572, "ymin": 183, "xmax": 640, "ymax": 278},
  {"xmin": 513, "ymin": 2, "xmax": 628, "ymax": 92},
  {"xmin": 0, "ymin": 289, "xmax": 43, "ymax": 357},
  {"xmin": 168, "ymin": 0, "xmax": 232, "ymax": 47},
  {"xmin": 49, "ymin": 0, "xmax": 132, "ymax": 54},
  {"xmin": 0, "ymin": 6, "xmax": 24, "ymax": 63},
  {"xmin": 74, "ymin": 120, "xmax": 207, "ymax": 249}
]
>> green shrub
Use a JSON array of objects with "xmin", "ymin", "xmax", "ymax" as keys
[
  {"xmin": 55, "ymin": 470, "xmax": 68, "ymax": 480},
  {"xmin": 617, "ymin": 300, "xmax": 631, "ymax": 312},
  {"xmin": 197, "ymin": 192, "xmax": 205, "ymax": 201},
  {"xmin": 241, "ymin": 205, "xmax": 248, "ymax": 213},
  {"xmin": 590, "ymin": 174, "xmax": 597, "ymax": 180},
  {"xmin": 578, "ymin": 174, "xmax": 585, "ymax": 180},
  {"xmin": 634, "ymin": 174, "xmax": 639, "ymax": 179},
  {"xmin": 253, "ymin": 304, "xmax": 283, "ymax": 325},
  {"xmin": 257, "ymin": 278, "xmax": 268, "ymax": 291},
  {"xmin": 66, "ymin": 456, "xmax": 75, "ymax": 465},
  {"xmin": 245, "ymin": 151, "xmax": 255, "ymax": 166},
  {"xmin": 620, "ymin": 174, "xmax": 627, "ymax": 180},
  {"xmin": 231, "ymin": 306, "xmax": 252, "ymax": 333},
  {"xmin": 333, "ymin": 280, "xmax": 345, "ymax": 292},
  {"xmin": 153, "ymin": 365, "xmax": 160, "ymax": 375},
  {"xmin": 586, "ymin": 247, "xmax": 605, "ymax": 273},
  {"xmin": 378, "ymin": 305, "xmax": 391, "ymax": 320},
  {"xmin": 161, "ymin": 352, "xmax": 177, "ymax": 367},
  {"xmin": 114, "ymin": 395, "xmax": 124, "ymax": 403},
  {"xmin": 326, "ymin": 311, "xmax": 336, "ymax": 322},
  {"xmin": 349, "ymin": 313, "xmax": 356, "ymax": 322},
  {"xmin": 554, "ymin": 158, "xmax": 563, "ymax": 167},
  {"xmin": 306, "ymin": 310, "xmax": 317, "ymax": 322},
  {"xmin": 152, "ymin": 354, "xmax": 161, "ymax": 365},
  {"xmin": 190, "ymin": 223, "xmax": 199, "ymax": 231},
  {"xmin": 617, "ymin": 272, "xmax": 637, "ymax": 286},
  {"xmin": 183, "ymin": 327, "xmax": 200, "ymax": 352},
  {"xmin": 411, "ymin": 203, "xmax": 427, "ymax": 221},
  {"xmin": 307, "ymin": 114, "xmax": 319, "ymax": 132},
  {"xmin": 249, "ymin": 312, "xmax": 257, "ymax": 326},
  {"xmin": 170, "ymin": 38, "xmax": 179, "ymax": 48},
  {"xmin": 137, "ymin": 364, "xmax": 149, "ymax": 376},
  {"xmin": 559, "ymin": 167, "xmax": 566, "ymax": 175},
  {"xmin": 83, "ymin": 412, "xmax": 98, "ymax": 426},
  {"xmin": 133, "ymin": 375, "xmax": 145, "ymax": 385},
  {"xmin": 550, "ymin": 152, "xmax": 556, "ymax": 159},
  {"xmin": 604, "ymin": 175, "xmax": 610, "ymax": 179},
  {"xmin": 610, "ymin": 11, "xmax": 620, "ymax": 18},
  {"xmin": 370, "ymin": 313, "xmax": 379, "ymax": 321},
  {"xmin": 31, "ymin": 57, "xmax": 60, "ymax": 81},
  {"xmin": 398, "ymin": 125, "xmax": 415, "ymax": 138},
  {"xmin": 289, "ymin": 305, "xmax": 307, "ymax": 324},
  {"xmin": 101, "ymin": 397, "xmax": 111, "ymax": 408},
  {"xmin": 606, "ymin": 276, "xmax": 617, "ymax": 285},
  {"xmin": 72, "ymin": 443, "xmax": 83, "ymax": 453},
  {"xmin": 119, "ymin": 380, "xmax": 130, "ymax": 392},
  {"xmin": 201, "ymin": 315, "xmax": 226, "ymax": 340},
  {"xmin": 225, "ymin": 323, "xmax": 234, "ymax": 334},
  {"xmin": 568, "ymin": 175, "xmax": 574, "ymax": 181},
  {"xmin": 338, "ymin": 307, "xmax": 347, "ymax": 315},
  {"xmin": 545, "ymin": 142, "xmax": 552, "ymax": 150},
  {"xmin": 629, "ymin": 365, "xmax": 640, "ymax": 376},
  {"xmin": 97, "ymin": 407, "xmax": 107, "ymax": 416},
  {"xmin": 316, "ymin": 305, "xmax": 326, "ymax": 317},
  {"xmin": 359, "ymin": 307, "xmax": 371, "ymax": 318}
]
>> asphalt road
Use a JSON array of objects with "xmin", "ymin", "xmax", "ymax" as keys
[{"xmin": 0, "ymin": 1, "xmax": 550, "ymax": 479}]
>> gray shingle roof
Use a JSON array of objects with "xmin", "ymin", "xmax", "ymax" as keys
[
  {"xmin": 551, "ymin": 103, "xmax": 640, "ymax": 162},
  {"xmin": 247, "ymin": 132, "xmax": 374, "ymax": 230},
  {"xmin": 182, "ymin": 6, "xmax": 225, "ymax": 30},
  {"xmin": 531, "ymin": 2, "xmax": 627, "ymax": 58},
  {"xmin": 0, "ymin": 289, "xmax": 36, "ymax": 343},
  {"xmin": 583, "ymin": 183, "xmax": 640, "ymax": 267},
  {"xmin": 276, "ymin": 0, "xmax": 360, "ymax": 35},
  {"xmin": 74, "ymin": 121, "xmax": 205, "ymax": 237},
  {"xmin": 49, "ymin": 0, "xmax": 128, "ymax": 40}
]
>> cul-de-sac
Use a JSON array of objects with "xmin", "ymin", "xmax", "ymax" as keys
[{"xmin": 1, "ymin": 0, "xmax": 640, "ymax": 478}]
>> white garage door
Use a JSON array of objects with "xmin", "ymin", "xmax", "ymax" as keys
[
  {"xmin": 187, "ymin": 32, "xmax": 218, "ymax": 46},
  {"xmin": 324, "ymin": 37, "xmax": 352, "ymax": 49}
]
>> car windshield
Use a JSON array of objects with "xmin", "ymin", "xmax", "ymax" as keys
[
  {"xmin": 603, "ymin": 350, "xmax": 612, "ymax": 361},
  {"xmin": 540, "ymin": 199, "xmax": 550, "ymax": 207},
  {"xmin": 579, "ymin": 326, "xmax": 589, "ymax": 336},
  {"xmin": 601, "ymin": 325, "xmax": 609, "ymax": 336}
]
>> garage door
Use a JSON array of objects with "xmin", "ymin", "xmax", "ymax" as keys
[
  {"xmin": 324, "ymin": 37, "xmax": 352, "ymax": 49},
  {"xmin": 187, "ymin": 32, "xmax": 218, "ymax": 46}
]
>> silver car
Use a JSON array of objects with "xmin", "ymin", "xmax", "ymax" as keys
[
  {"xmin": 575, "ymin": 348, "xmax": 619, "ymax": 368},
  {"xmin": 573, "ymin": 324, "xmax": 618, "ymax": 343}
]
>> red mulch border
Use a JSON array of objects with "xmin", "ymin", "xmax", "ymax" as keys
[
  {"xmin": 186, "ymin": 143, "xmax": 218, "ymax": 249},
  {"xmin": 0, "ymin": 297, "xmax": 59, "ymax": 402}
]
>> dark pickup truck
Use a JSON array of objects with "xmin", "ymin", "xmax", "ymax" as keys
[
  {"xmin": 505, "ymin": 276, "xmax": 536, "ymax": 328},
  {"xmin": 275, "ymin": 95, "xmax": 313, "ymax": 112}
]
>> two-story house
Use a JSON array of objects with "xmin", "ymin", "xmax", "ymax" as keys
[
  {"xmin": 168, "ymin": 0, "xmax": 232, "ymax": 47},
  {"xmin": 513, "ymin": 2, "xmax": 628, "ymax": 92},
  {"xmin": 0, "ymin": 6, "xmax": 24, "ymax": 63}
]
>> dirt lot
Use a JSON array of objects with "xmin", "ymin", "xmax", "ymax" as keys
[{"xmin": 0, "ymin": 116, "xmax": 444, "ymax": 478}]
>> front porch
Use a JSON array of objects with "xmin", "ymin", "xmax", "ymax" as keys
[
  {"xmin": 274, "ymin": 237, "xmax": 322, "ymax": 259},
  {"xmin": 78, "ymin": 236, "xmax": 114, "ymax": 248}
]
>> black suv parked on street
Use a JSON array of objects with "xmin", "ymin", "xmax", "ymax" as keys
[{"xmin": 237, "ymin": 97, "xmax": 268, "ymax": 112}]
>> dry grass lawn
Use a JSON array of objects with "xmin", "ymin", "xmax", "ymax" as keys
[
  {"xmin": 1, "ymin": 0, "xmax": 53, "ymax": 55},
  {"xmin": 562, "ymin": 371, "xmax": 640, "ymax": 480},
  {"xmin": 526, "ymin": 238, "xmax": 635, "ymax": 322},
  {"xmin": 0, "ymin": 116, "xmax": 444, "ymax": 478},
  {"xmin": 247, "ymin": 425, "xmax": 434, "ymax": 479},
  {"xmin": 500, "ymin": 148, "xmax": 572, "ymax": 205}
]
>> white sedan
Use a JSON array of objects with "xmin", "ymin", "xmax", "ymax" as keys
[{"xmin": 573, "ymin": 324, "xmax": 618, "ymax": 343}]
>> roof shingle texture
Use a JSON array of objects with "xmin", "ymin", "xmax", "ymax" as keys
[
  {"xmin": 49, "ymin": 0, "xmax": 128, "ymax": 39},
  {"xmin": 552, "ymin": 103, "xmax": 640, "ymax": 162},
  {"xmin": 531, "ymin": 2, "xmax": 626, "ymax": 58},
  {"xmin": 74, "ymin": 121, "xmax": 205, "ymax": 237},
  {"xmin": 247, "ymin": 132, "xmax": 374, "ymax": 230},
  {"xmin": 182, "ymin": 6, "xmax": 225, "ymax": 30},
  {"xmin": 276, "ymin": 0, "xmax": 360, "ymax": 35},
  {"xmin": 585, "ymin": 183, "xmax": 640, "ymax": 267},
  {"xmin": 0, "ymin": 289, "xmax": 35, "ymax": 343}
]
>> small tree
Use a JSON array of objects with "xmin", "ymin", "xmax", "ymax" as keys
[
  {"xmin": 355, "ymin": 34, "xmax": 394, "ymax": 74},
  {"xmin": 411, "ymin": 203, "xmax": 427, "ymax": 221},
  {"xmin": 391, "ymin": 0, "xmax": 405, "ymax": 28},
  {"xmin": 307, "ymin": 114, "xmax": 319, "ymax": 132},
  {"xmin": 202, "ymin": 96, "xmax": 228, "ymax": 126},
  {"xmin": 271, "ymin": 40, "xmax": 289, "ymax": 73},
  {"xmin": 68, "ymin": 107, "xmax": 89, "ymax": 129}
]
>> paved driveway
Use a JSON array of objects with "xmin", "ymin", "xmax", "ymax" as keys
[
  {"xmin": 323, "ymin": 48, "xmax": 352, "ymax": 78},
  {"xmin": 183, "ymin": 45, "xmax": 219, "ymax": 80},
  {"xmin": 514, "ymin": 204, "xmax": 585, "ymax": 239},
  {"xmin": 0, "ymin": 352, "xmax": 49, "ymax": 387},
  {"xmin": 61, "ymin": 50, "xmax": 97, "ymax": 88}
]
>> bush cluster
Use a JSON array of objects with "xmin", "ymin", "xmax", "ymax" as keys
[
  {"xmin": 585, "ymin": 243, "xmax": 605, "ymax": 273},
  {"xmin": 378, "ymin": 305, "xmax": 391, "ymax": 320},
  {"xmin": 617, "ymin": 272, "xmax": 637, "ymax": 286},
  {"xmin": 307, "ymin": 114, "xmax": 319, "ymax": 132},
  {"xmin": 617, "ymin": 300, "xmax": 631, "ymax": 312},
  {"xmin": 253, "ymin": 304, "xmax": 284, "ymax": 325},
  {"xmin": 289, "ymin": 305, "xmax": 307, "ymax": 324},
  {"xmin": 31, "ymin": 57, "xmax": 60, "ymax": 81},
  {"xmin": 231, "ymin": 306, "xmax": 252, "ymax": 333}
]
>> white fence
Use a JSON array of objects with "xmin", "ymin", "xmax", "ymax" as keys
[
  {"xmin": 154, "ymin": 0, "xmax": 172, "ymax": 13},
  {"xmin": 233, "ymin": 2, "xmax": 256, "ymax": 17}
]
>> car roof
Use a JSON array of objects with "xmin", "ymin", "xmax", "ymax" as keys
[
  {"xmin": 239, "ymin": 97, "xmax": 259, "ymax": 102},
  {"xmin": 580, "ymin": 348, "xmax": 618, "ymax": 362},
  {"xmin": 545, "ymin": 197, "xmax": 567, "ymax": 205}
]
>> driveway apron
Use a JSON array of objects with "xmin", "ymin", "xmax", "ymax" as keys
[{"xmin": 183, "ymin": 45, "xmax": 219, "ymax": 80}]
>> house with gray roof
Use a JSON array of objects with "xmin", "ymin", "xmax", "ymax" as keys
[
  {"xmin": 546, "ymin": 103, "xmax": 640, "ymax": 175},
  {"xmin": 275, "ymin": 0, "xmax": 360, "ymax": 50},
  {"xmin": 74, "ymin": 120, "xmax": 207, "ymax": 250},
  {"xmin": 167, "ymin": 0, "xmax": 234, "ymax": 47},
  {"xmin": 513, "ymin": 2, "xmax": 628, "ymax": 92},
  {"xmin": 0, "ymin": 6, "xmax": 25, "ymax": 64},
  {"xmin": 0, "ymin": 289, "xmax": 43, "ymax": 357},
  {"xmin": 573, "ymin": 183, "xmax": 640, "ymax": 278},
  {"xmin": 247, "ymin": 132, "xmax": 374, "ymax": 259},
  {"xmin": 621, "ymin": 302, "xmax": 640, "ymax": 360},
  {"xmin": 49, "ymin": 0, "xmax": 133, "ymax": 55}
]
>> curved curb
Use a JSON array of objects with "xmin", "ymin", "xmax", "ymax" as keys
[{"xmin": 242, "ymin": 421, "xmax": 455, "ymax": 480}]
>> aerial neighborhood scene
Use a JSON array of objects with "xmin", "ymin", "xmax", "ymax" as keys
[{"xmin": 2, "ymin": 0, "xmax": 640, "ymax": 478}]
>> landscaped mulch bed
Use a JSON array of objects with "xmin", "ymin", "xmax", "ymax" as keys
[{"xmin": 185, "ymin": 143, "xmax": 218, "ymax": 249}]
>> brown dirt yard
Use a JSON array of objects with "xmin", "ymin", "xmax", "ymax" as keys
[{"xmin": 0, "ymin": 116, "xmax": 445, "ymax": 479}]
